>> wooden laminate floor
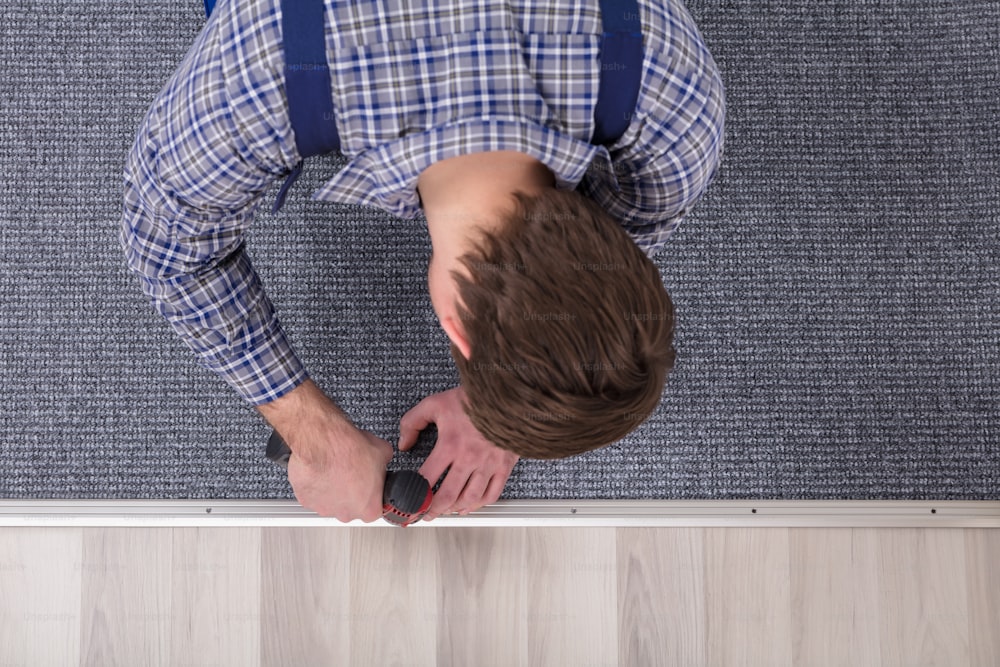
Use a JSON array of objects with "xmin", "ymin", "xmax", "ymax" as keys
[{"xmin": 0, "ymin": 527, "xmax": 997, "ymax": 666}]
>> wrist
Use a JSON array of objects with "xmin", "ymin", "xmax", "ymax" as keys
[{"xmin": 257, "ymin": 379, "xmax": 354, "ymax": 456}]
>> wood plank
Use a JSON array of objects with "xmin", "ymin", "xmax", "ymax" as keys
[
  {"xmin": 788, "ymin": 528, "xmax": 881, "ymax": 666},
  {"xmin": 704, "ymin": 528, "xmax": 793, "ymax": 667},
  {"xmin": 618, "ymin": 527, "xmax": 706, "ymax": 666},
  {"xmin": 170, "ymin": 527, "xmax": 261, "ymax": 666},
  {"xmin": 965, "ymin": 529, "xmax": 1000, "ymax": 667},
  {"xmin": 79, "ymin": 528, "xmax": 173, "ymax": 666},
  {"xmin": 348, "ymin": 527, "xmax": 439, "ymax": 665},
  {"xmin": 525, "ymin": 527, "xmax": 617, "ymax": 666},
  {"xmin": 876, "ymin": 529, "xmax": 970, "ymax": 667},
  {"xmin": 434, "ymin": 527, "xmax": 527, "ymax": 666},
  {"xmin": 260, "ymin": 527, "xmax": 352, "ymax": 666},
  {"xmin": 0, "ymin": 528, "xmax": 82, "ymax": 666}
]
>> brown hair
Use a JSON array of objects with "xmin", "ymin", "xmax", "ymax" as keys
[{"xmin": 450, "ymin": 188, "xmax": 676, "ymax": 459}]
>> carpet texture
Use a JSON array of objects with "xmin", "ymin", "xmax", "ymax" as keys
[{"xmin": 1, "ymin": 1, "xmax": 998, "ymax": 500}]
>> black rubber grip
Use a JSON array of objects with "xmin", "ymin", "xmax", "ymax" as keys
[
  {"xmin": 383, "ymin": 470, "xmax": 431, "ymax": 515},
  {"xmin": 266, "ymin": 430, "xmax": 293, "ymax": 469}
]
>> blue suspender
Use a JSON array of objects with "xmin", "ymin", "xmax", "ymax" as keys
[
  {"xmin": 203, "ymin": 0, "xmax": 642, "ymax": 212},
  {"xmin": 280, "ymin": 0, "xmax": 341, "ymax": 160},
  {"xmin": 591, "ymin": 0, "xmax": 644, "ymax": 146},
  {"xmin": 268, "ymin": 0, "xmax": 341, "ymax": 212}
]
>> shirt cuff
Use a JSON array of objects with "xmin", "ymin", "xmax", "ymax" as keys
[{"xmin": 198, "ymin": 314, "xmax": 311, "ymax": 406}]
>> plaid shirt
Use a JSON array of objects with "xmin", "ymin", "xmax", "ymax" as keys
[{"xmin": 121, "ymin": 0, "xmax": 725, "ymax": 405}]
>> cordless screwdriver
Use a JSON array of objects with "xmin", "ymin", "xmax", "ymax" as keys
[{"xmin": 266, "ymin": 430, "xmax": 433, "ymax": 526}]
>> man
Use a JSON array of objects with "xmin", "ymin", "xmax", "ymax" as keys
[{"xmin": 121, "ymin": 0, "xmax": 725, "ymax": 522}]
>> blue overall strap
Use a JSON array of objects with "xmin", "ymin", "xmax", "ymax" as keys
[
  {"xmin": 270, "ymin": 0, "xmax": 342, "ymax": 213},
  {"xmin": 203, "ymin": 0, "xmax": 336, "ymax": 212},
  {"xmin": 591, "ymin": 0, "xmax": 644, "ymax": 146},
  {"xmin": 281, "ymin": 0, "xmax": 341, "ymax": 159}
]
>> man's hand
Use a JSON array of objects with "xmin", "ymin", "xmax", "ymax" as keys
[
  {"xmin": 399, "ymin": 386, "xmax": 519, "ymax": 521},
  {"xmin": 285, "ymin": 425, "xmax": 393, "ymax": 522},
  {"xmin": 258, "ymin": 379, "xmax": 393, "ymax": 522}
]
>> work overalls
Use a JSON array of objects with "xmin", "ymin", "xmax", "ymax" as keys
[{"xmin": 203, "ymin": 0, "xmax": 642, "ymax": 214}]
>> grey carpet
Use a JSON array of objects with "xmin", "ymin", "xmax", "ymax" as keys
[{"xmin": 1, "ymin": 1, "xmax": 997, "ymax": 500}]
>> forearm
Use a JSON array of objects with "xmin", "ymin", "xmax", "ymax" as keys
[
  {"xmin": 122, "ymin": 174, "xmax": 360, "ymax": 464},
  {"xmin": 256, "ymin": 378, "xmax": 356, "ymax": 463},
  {"xmin": 156, "ymin": 276, "xmax": 309, "ymax": 405},
  {"xmin": 134, "ymin": 241, "xmax": 309, "ymax": 404},
  {"xmin": 121, "ymin": 166, "xmax": 307, "ymax": 405}
]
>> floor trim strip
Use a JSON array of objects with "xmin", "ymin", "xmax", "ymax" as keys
[{"xmin": 0, "ymin": 500, "xmax": 997, "ymax": 527}]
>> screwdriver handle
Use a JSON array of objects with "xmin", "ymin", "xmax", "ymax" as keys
[{"xmin": 265, "ymin": 430, "xmax": 432, "ymax": 526}]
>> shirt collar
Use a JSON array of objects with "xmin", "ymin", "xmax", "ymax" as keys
[{"xmin": 309, "ymin": 118, "xmax": 619, "ymax": 219}]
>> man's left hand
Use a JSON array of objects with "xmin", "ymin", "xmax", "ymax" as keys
[{"xmin": 399, "ymin": 386, "xmax": 519, "ymax": 521}]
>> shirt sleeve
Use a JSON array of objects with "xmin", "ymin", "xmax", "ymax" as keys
[
  {"xmin": 578, "ymin": 34, "xmax": 726, "ymax": 259},
  {"xmin": 624, "ymin": 74, "xmax": 726, "ymax": 259},
  {"xmin": 120, "ymin": 15, "xmax": 307, "ymax": 406}
]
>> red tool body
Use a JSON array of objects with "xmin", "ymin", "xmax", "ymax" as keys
[{"xmin": 266, "ymin": 431, "xmax": 433, "ymax": 526}]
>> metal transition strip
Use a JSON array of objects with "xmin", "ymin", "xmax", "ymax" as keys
[{"xmin": 0, "ymin": 500, "xmax": 998, "ymax": 528}]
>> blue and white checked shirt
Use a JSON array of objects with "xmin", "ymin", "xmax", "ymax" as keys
[{"xmin": 121, "ymin": 0, "xmax": 725, "ymax": 405}]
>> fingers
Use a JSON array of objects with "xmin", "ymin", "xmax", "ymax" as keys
[
  {"xmin": 422, "ymin": 470, "xmax": 495, "ymax": 521},
  {"xmin": 399, "ymin": 387, "xmax": 516, "ymax": 523},
  {"xmin": 421, "ymin": 466, "xmax": 462, "ymax": 522},
  {"xmin": 418, "ymin": 453, "xmax": 452, "ymax": 497},
  {"xmin": 398, "ymin": 394, "xmax": 437, "ymax": 451},
  {"xmin": 418, "ymin": 450, "xmax": 518, "ymax": 522},
  {"xmin": 448, "ymin": 466, "xmax": 510, "ymax": 517},
  {"xmin": 452, "ymin": 472, "xmax": 490, "ymax": 515},
  {"xmin": 358, "ymin": 500, "xmax": 384, "ymax": 524},
  {"xmin": 481, "ymin": 474, "xmax": 506, "ymax": 506}
]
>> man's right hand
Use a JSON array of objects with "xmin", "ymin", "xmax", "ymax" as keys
[{"xmin": 257, "ymin": 379, "xmax": 394, "ymax": 522}]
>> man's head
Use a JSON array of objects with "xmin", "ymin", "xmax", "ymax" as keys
[{"xmin": 428, "ymin": 187, "xmax": 676, "ymax": 459}]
